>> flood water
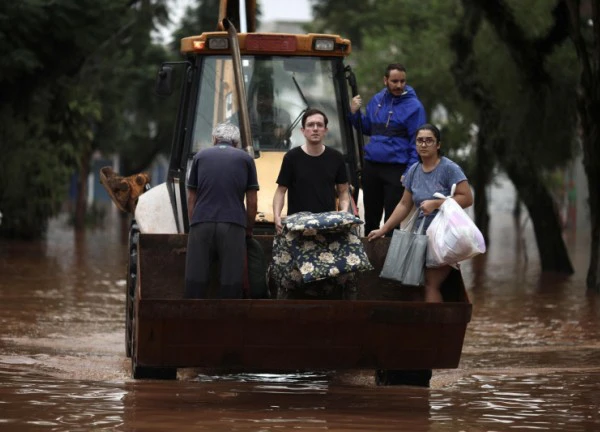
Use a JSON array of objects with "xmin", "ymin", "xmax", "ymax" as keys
[{"xmin": 1, "ymin": 181, "xmax": 599, "ymax": 431}]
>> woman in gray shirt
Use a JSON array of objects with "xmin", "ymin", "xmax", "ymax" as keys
[{"xmin": 367, "ymin": 123, "xmax": 474, "ymax": 302}]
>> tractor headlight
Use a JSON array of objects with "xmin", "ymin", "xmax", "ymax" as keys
[{"xmin": 313, "ymin": 38, "xmax": 335, "ymax": 51}]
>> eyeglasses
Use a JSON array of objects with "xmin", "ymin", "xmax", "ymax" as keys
[
  {"xmin": 416, "ymin": 137, "xmax": 436, "ymax": 146},
  {"xmin": 305, "ymin": 122, "xmax": 326, "ymax": 129}
]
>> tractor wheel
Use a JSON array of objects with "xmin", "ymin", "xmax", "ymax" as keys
[
  {"xmin": 130, "ymin": 305, "xmax": 176, "ymax": 380},
  {"xmin": 131, "ymin": 363, "xmax": 177, "ymax": 380},
  {"xmin": 124, "ymin": 221, "xmax": 139, "ymax": 358},
  {"xmin": 375, "ymin": 369, "xmax": 432, "ymax": 387}
]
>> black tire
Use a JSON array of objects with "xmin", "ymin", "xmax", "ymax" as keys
[
  {"xmin": 375, "ymin": 369, "xmax": 432, "ymax": 387},
  {"xmin": 127, "ymin": 222, "xmax": 177, "ymax": 380},
  {"xmin": 131, "ymin": 363, "xmax": 177, "ymax": 380},
  {"xmin": 125, "ymin": 221, "xmax": 139, "ymax": 358},
  {"xmin": 130, "ymin": 310, "xmax": 177, "ymax": 380}
]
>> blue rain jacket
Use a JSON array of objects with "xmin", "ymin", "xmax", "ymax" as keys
[{"xmin": 350, "ymin": 85, "xmax": 426, "ymax": 170}]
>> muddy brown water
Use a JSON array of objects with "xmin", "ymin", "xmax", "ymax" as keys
[{"xmin": 1, "ymin": 187, "xmax": 599, "ymax": 431}]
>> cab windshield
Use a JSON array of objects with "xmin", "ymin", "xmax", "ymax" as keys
[{"xmin": 190, "ymin": 55, "xmax": 346, "ymax": 155}]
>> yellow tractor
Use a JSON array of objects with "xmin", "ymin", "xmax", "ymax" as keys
[{"xmin": 101, "ymin": 0, "xmax": 472, "ymax": 384}]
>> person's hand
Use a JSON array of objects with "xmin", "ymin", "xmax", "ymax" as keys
[
  {"xmin": 274, "ymin": 216, "xmax": 283, "ymax": 234},
  {"xmin": 419, "ymin": 199, "xmax": 441, "ymax": 216},
  {"xmin": 367, "ymin": 228, "xmax": 385, "ymax": 242},
  {"xmin": 350, "ymin": 95, "xmax": 362, "ymax": 114}
]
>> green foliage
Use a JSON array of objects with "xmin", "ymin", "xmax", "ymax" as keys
[
  {"xmin": 171, "ymin": 0, "xmax": 221, "ymax": 50},
  {"xmin": 468, "ymin": 2, "xmax": 579, "ymax": 173},
  {"xmin": 0, "ymin": 108, "xmax": 74, "ymax": 239},
  {"xmin": 310, "ymin": 0, "xmax": 475, "ymax": 167},
  {"xmin": 0, "ymin": 0, "xmax": 173, "ymax": 238},
  {"xmin": 308, "ymin": 0, "xmax": 377, "ymax": 49},
  {"xmin": 310, "ymin": 0, "xmax": 578, "ymax": 179}
]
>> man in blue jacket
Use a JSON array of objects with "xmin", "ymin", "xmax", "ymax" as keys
[{"xmin": 350, "ymin": 63, "xmax": 426, "ymax": 235}]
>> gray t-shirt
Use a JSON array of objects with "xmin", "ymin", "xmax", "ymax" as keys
[{"xmin": 403, "ymin": 157, "xmax": 467, "ymax": 231}]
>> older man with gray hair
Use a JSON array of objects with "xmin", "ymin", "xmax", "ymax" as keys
[{"xmin": 185, "ymin": 122, "xmax": 259, "ymax": 299}]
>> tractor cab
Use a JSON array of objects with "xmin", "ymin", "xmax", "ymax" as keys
[{"xmin": 152, "ymin": 31, "xmax": 360, "ymax": 235}]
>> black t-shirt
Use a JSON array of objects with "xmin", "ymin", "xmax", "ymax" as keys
[{"xmin": 276, "ymin": 146, "xmax": 347, "ymax": 214}]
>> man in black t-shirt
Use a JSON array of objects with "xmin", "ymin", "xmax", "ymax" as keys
[{"xmin": 272, "ymin": 109, "xmax": 350, "ymax": 234}]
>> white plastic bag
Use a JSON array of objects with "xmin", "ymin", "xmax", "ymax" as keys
[{"xmin": 426, "ymin": 188, "xmax": 486, "ymax": 267}]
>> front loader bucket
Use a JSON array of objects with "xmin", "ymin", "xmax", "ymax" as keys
[{"xmin": 132, "ymin": 234, "xmax": 471, "ymax": 372}]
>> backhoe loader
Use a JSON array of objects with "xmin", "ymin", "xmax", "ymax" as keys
[{"xmin": 100, "ymin": 0, "xmax": 472, "ymax": 384}]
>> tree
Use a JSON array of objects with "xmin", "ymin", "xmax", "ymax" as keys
[
  {"xmin": 0, "ymin": 0, "xmax": 172, "ymax": 236},
  {"xmin": 310, "ymin": 0, "xmax": 578, "ymax": 274},
  {"xmin": 565, "ymin": 0, "xmax": 600, "ymax": 291},
  {"xmin": 70, "ymin": 0, "xmax": 174, "ymax": 229},
  {"xmin": 0, "ymin": 1, "xmax": 130, "ymax": 237},
  {"xmin": 451, "ymin": 0, "xmax": 577, "ymax": 274},
  {"xmin": 309, "ymin": 0, "xmax": 376, "ymax": 49}
]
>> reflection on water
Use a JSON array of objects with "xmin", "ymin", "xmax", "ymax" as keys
[
  {"xmin": 2, "ymin": 365, "xmax": 598, "ymax": 431},
  {"xmin": 0, "ymin": 368, "xmax": 126, "ymax": 431},
  {"xmin": 1, "ymin": 189, "xmax": 600, "ymax": 431}
]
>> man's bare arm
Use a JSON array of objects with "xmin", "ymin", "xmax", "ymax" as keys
[
  {"xmin": 187, "ymin": 188, "xmax": 197, "ymax": 222},
  {"xmin": 336, "ymin": 183, "xmax": 350, "ymax": 212},
  {"xmin": 272, "ymin": 185, "xmax": 287, "ymax": 234}
]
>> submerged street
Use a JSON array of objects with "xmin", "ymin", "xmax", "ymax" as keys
[{"xmin": 1, "ymin": 180, "xmax": 599, "ymax": 431}]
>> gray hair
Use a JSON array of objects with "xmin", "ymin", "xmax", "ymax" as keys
[{"xmin": 212, "ymin": 122, "xmax": 240, "ymax": 147}]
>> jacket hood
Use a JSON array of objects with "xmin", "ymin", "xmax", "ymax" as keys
[{"xmin": 386, "ymin": 84, "xmax": 418, "ymax": 104}]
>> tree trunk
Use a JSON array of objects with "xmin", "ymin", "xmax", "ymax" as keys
[
  {"xmin": 451, "ymin": 2, "xmax": 574, "ymax": 275},
  {"xmin": 589, "ymin": 191, "xmax": 600, "ymax": 291},
  {"xmin": 565, "ymin": 0, "xmax": 600, "ymax": 291},
  {"xmin": 74, "ymin": 149, "xmax": 91, "ymax": 231},
  {"xmin": 504, "ymin": 163, "xmax": 574, "ymax": 274},
  {"xmin": 579, "ymin": 98, "xmax": 600, "ymax": 291},
  {"xmin": 473, "ymin": 127, "xmax": 492, "ymax": 245}
]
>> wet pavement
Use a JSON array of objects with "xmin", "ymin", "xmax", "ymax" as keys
[{"xmin": 1, "ymin": 179, "xmax": 599, "ymax": 431}]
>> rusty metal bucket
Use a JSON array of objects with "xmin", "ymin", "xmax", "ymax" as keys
[{"xmin": 131, "ymin": 234, "xmax": 471, "ymax": 374}]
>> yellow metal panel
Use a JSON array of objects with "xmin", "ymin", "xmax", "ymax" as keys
[{"xmin": 253, "ymin": 151, "xmax": 287, "ymax": 224}]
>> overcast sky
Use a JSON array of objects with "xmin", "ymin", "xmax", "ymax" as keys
[
  {"xmin": 259, "ymin": 0, "xmax": 312, "ymax": 22},
  {"xmin": 155, "ymin": 0, "xmax": 312, "ymax": 43},
  {"xmin": 166, "ymin": 0, "xmax": 312, "ymax": 31}
]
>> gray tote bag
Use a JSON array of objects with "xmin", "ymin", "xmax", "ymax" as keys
[{"xmin": 379, "ymin": 212, "xmax": 427, "ymax": 286}]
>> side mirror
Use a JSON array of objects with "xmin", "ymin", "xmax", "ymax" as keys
[{"xmin": 155, "ymin": 65, "xmax": 174, "ymax": 96}]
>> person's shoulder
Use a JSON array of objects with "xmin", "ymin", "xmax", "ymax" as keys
[
  {"xmin": 407, "ymin": 160, "xmax": 420, "ymax": 172},
  {"xmin": 403, "ymin": 161, "xmax": 420, "ymax": 188},
  {"xmin": 239, "ymin": 148, "xmax": 255, "ymax": 160},
  {"xmin": 324, "ymin": 146, "xmax": 343, "ymax": 155},
  {"xmin": 440, "ymin": 156, "xmax": 464, "ymax": 171},
  {"xmin": 193, "ymin": 147, "xmax": 211, "ymax": 160},
  {"xmin": 324, "ymin": 146, "xmax": 345, "ymax": 161},
  {"xmin": 405, "ymin": 161, "xmax": 420, "ymax": 178},
  {"xmin": 440, "ymin": 156, "xmax": 457, "ymax": 166},
  {"xmin": 229, "ymin": 147, "xmax": 256, "ymax": 163},
  {"xmin": 371, "ymin": 88, "xmax": 387, "ymax": 102},
  {"xmin": 402, "ymin": 85, "xmax": 425, "ymax": 106},
  {"xmin": 286, "ymin": 146, "xmax": 304, "ymax": 157},
  {"xmin": 404, "ymin": 85, "xmax": 418, "ymax": 97}
]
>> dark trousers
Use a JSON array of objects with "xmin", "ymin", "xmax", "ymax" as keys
[
  {"xmin": 185, "ymin": 222, "xmax": 245, "ymax": 299},
  {"xmin": 362, "ymin": 160, "xmax": 406, "ymax": 235}
]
